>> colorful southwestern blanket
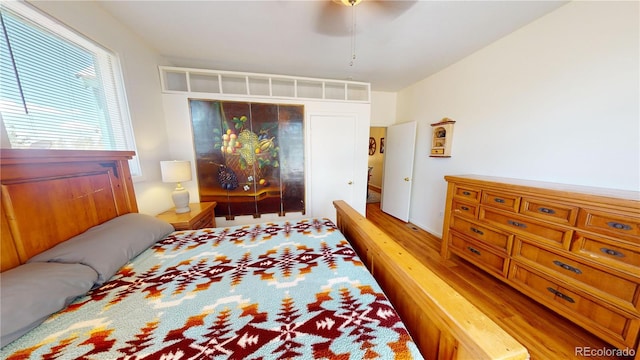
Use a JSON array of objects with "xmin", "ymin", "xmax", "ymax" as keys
[{"xmin": 2, "ymin": 219, "xmax": 423, "ymax": 359}]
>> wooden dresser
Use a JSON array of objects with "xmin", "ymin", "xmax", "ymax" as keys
[{"xmin": 441, "ymin": 175, "xmax": 640, "ymax": 351}]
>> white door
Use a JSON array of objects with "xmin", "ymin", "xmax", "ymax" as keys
[
  {"xmin": 309, "ymin": 114, "xmax": 357, "ymax": 222},
  {"xmin": 381, "ymin": 121, "xmax": 417, "ymax": 222}
]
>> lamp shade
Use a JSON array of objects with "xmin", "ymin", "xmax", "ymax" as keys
[{"xmin": 160, "ymin": 160, "xmax": 192, "ymax": 183}]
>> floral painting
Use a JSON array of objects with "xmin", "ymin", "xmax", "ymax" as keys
[{"xmin": 189, "ymin": 100, "xmax": 305, "ymax": 219}]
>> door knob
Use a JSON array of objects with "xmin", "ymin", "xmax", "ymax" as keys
[
  {"xmin": 348, "ymin": 181, "xmax": 353, "ymax": 185},
  {"xmin": 404, "ymin": 177, "xmax": 410, "ymax": 182}
]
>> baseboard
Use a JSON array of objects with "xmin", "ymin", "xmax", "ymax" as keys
[{"xmin": 408, "ymin": 219, "xmax": 442, "ymax": 239}]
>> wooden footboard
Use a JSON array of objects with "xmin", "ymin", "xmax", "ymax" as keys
[{"xmin": 334, "ymin": 201, "xmax": 529, "ymax": 360}]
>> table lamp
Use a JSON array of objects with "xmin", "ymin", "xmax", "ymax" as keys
[{"xmin": 160, "ymin": 160, "xmax": 192, "ymax": 213}]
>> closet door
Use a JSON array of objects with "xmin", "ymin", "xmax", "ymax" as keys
[{"xmin": 309, "ymin": 114, "xmax": 357, "ymax": 222}]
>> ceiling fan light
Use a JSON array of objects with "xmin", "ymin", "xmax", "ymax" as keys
[{"xmin": 340, "ymin": 0, "xmax": 363, "ymax": 6}]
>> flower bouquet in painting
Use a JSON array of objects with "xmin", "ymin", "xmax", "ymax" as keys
[{"xmin": 215, "ymin": 114, "xmax": 279, "ymax": 189}]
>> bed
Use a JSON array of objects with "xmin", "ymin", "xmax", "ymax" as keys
[{"xmin": 0, "ymin": 149, "xmax": 529, "ymax": 359}]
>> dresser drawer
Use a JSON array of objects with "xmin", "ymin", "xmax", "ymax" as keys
[
  {"xmin": 514, "ymin": 240, "xmax": 639, "ymax": 313},
  {"xmin": 571, "ymin": 231, "xmax": 640, "ymax": 275},
  {"xmin": 520, "ymin": 197, "xmax": 578, "ymax": 226},
  {"xmin": 453, "ymin": 185, "xmax": 481, "ymax": 203},
  {"xmin": 578, "ymin": 208, "xmax": 640, "ymax": 240},
  {"xmin": 449, "ymin": 231, "xmax": 508, "ymax": 277},
  {"xmin": 157, "ymin": 202, "xmax": 217, "ymax": 230},
  {"xmin": 193, "ymin": 215, "xmax": 214, "ymax": 229},
  {"xmin": 480, "ymin": 207, "xmax": 572, "ymax": 248},
  {"xmin": 481, "ymin": 190, "xmax": 520, "ymax": 212},
  {"xmin": 508, "ymin": 263, "xmax": 639, "ymax": 348},
  {"xmin": 450, "ymin": 216, "xmax": 512, "ymax": 252},
  {"xmin": 451, "ymin": 199, "xmax": 478, "ymax": 219}
]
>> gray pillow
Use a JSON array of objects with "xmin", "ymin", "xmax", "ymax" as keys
[
  {"xmin": 28, "ymin": 213, "xmax": 174, "ymax": 285},
  {"xmin": 0, "ymin": 262, "xmax": 98, "ymax": 347}
]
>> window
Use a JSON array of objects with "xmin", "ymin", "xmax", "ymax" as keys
[{"xmin": 0, "ymin": 2, "xmax": 140, "ymax": 176}]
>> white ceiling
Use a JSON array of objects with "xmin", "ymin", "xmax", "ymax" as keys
[{"xmin": 96, "ymin": 0, "xmax": 568, "ymax": 92}]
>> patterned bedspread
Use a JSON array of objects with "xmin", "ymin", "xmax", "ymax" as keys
[{"xmin": 2, "ymin": 219, "xmax": 423, "ymax": 359}]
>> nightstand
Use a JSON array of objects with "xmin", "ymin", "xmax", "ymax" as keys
[{"xmin": 156, "ymin": 202, "xmax": 217, "ymax": 230}]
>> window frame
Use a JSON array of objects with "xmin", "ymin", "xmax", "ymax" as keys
[{"xmin": 0, "ymin": 1, "xmax": 141, "ymax": 177}]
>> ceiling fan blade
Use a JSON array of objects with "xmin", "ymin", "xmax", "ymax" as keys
[{"xmin": 313, "ymin": 0, "xmax": 416, "ymax": 36}]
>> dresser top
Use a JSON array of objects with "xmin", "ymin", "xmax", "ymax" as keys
[{"xmin": 445, "ymin": 175, "xmax": 640, "ymax": 205}]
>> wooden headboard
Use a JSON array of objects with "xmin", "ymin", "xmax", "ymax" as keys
[{"xmin": 1, "ymin": 149, "xmax": 138, "ymax": 271}]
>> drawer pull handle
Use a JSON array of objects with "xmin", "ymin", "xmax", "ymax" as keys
[
  {"xmin": 538, "ymin": 207, "xmax": 556, "ymax": 214},
  {"xmin": 460, "ymin": 206, "xmax": 470, "ymax": 211},
  {"xmin": 606, "ymin": 222, "xmax": 632, "ymax": 231},
  {"xmin": 507, "ymin": 220, "xmax": 527, "ymax": 228},
  {"xmin": 546, "ymin": 287, "xmax": 575, "ymax": 303},
  {"xmin": 553, "ymin": 260, "xmax": 582, "ymax": 274},
  {"xmin": 462, "ymin": 191, "xmax": 471, "ymax": 196},
  {"xmin": 470, "ymin": 227, "xmax": 484, "ymax": 235},
  {"xmin": 600, "ymin": 248, "xmax": 625, "ymax": 258},
  {"xmin": 467, "ymin": 246, "xmax": 481, "ymax": 255},
  {"xmin": 494, "ymin": 197, "xmax": 505, "ymax": 203}
]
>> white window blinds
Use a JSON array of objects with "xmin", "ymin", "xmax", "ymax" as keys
[{"xmin": 0, "ymin": 2, "xmax": 140, "ymax": 175}]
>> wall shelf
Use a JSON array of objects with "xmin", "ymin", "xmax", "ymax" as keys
[
  {"xmin": 430, "ymin": 118, "xmax": 456, "ymax": 157},
  {"xmin": 159, "ymin": 66, "xmax": 370, "ymax": 102}
]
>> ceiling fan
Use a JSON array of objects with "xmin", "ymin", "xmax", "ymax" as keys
[{"xmin": 314, "ymin": 0, "xmax": 416, "ymax": 37}]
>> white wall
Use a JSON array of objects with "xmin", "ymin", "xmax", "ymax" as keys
[
  {"xmin": 370, "ymin": 91, "xmax": 397, "ymax": 126},
  {"xmin": 368, "ymin": 92, "xmax": 396, "ymax": 189},
  {"xmin": 395, "ymin": 1, "xmax": 639, "ymax": 236},
  {"xmin": 31, "ymin": 1, "xmax": 173, "ymax": 215}
]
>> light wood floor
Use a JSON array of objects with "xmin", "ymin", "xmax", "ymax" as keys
[{"xmin": 365, "ymin": 202, "xmax": 634, "ymax": 360}]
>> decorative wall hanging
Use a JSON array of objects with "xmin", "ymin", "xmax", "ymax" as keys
[
  {"xmin": 189, "ymin": 100, "xmax": 305, "ymax": 219},
  {"xmin": 368, "ymin": 137, "xmax": 376, "ymax": 155},
  {"xmin": 380, "ymin": 137, "xmax": 385, "ymax": 154},
  {"xmin": 430, "ymin": 117, "xmax": 456, "ymax": 157}
]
